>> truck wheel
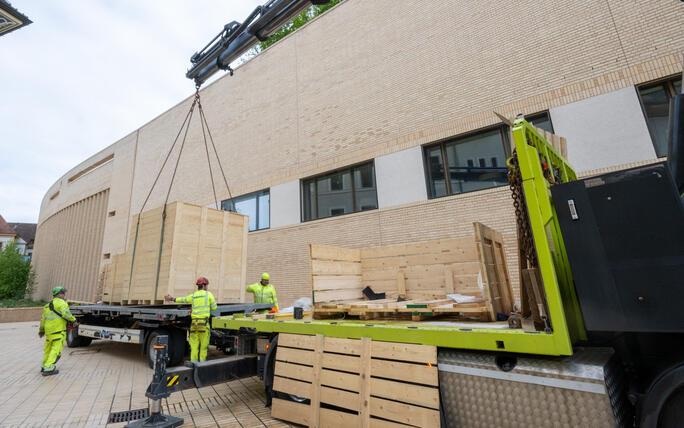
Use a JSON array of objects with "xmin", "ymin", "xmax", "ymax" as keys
[
  {"xmin": 639, "ymin": 364, "xmax": 684, "ymax": 428},
  {"xmin": 79, "ymin": 337, "xmax": 93, "ymax": 347},
  {"xmin": 658, "ymin": 387, "xmax": 684, "ymax": 427},
  {"xmin": 168, "ymin": 327, "xmax": 186, "ymax": 367},
  {"xmin": 146, "ymin": 330, "xmax": 165, "ymax": 368},
  {"xmin": 66, "ymin": 328, "xmax": 82, "ymax": 348},
  {"xmin": 263, "ymin": 335, "xmax": 278, "ymax": 407},
  {"xmin": 146, "ymin": 328, "xmax": 186, "ymax": 368}
]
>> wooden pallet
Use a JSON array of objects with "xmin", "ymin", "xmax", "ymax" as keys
[
  {"xmin": 314, "ymin": 297, "xmax": 490, "ymax": 320},
  {"xmin": 271, "ymin": 333, "xmax": 440, "ymax": 427},
  {"xmin": 311, "ymin": 222, "xmax": 514, "ymax": 321}
]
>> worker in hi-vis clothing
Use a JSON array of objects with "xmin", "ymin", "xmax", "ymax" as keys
[
  {"xmin": 246, "ymin": 273, "xmax": 278, "ymax": 312},
  {"xmin": 164, "ymin": 277, "xmax": 217, "ymax": 362},
  {"xmin": 39, "ymin": 286, "xmax": 77, "ymax": 376}
]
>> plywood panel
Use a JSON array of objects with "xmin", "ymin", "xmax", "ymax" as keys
[
  {"xmin": 311, "ymin": 223, "xmax": 513, "ymax": 319},
  {"xmin": 105, "ymin": 201, "xmax": 248, "ymax": 304},
  {"xmin": 272, "ymin": 334, "xmax": 439, "ymax": 428}
]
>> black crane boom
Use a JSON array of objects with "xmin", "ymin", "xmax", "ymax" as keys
[{"xmin": 187, "ymin": 0, "xmax": 331, "ymax": 87}]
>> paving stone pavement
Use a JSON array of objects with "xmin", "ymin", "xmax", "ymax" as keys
[{"xmin": 0, "ymin": 321, "xmax": 295, "ymax": 427}]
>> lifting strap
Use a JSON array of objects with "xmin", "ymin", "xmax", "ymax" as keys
[{"xmin": 126, "ymin": 88, "xmax": 235, "ymax": 301}]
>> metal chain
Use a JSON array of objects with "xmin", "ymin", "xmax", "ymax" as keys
[{"xmin": 508, "ymin": 152, "xmax": 537, "ymax": 268}]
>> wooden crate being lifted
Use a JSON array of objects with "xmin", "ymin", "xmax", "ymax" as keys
[
  {"xmin": 310, "ymin": 222, "xmax": 514, "ymax": 321},
  {"xmin": 101, "ymin": 201, "xmax": 248, "ymax": 305}
]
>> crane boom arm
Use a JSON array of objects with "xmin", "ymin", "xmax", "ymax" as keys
[{"xmin": 187, "ymin": 0, "xmax": 331, "ymax": 86}]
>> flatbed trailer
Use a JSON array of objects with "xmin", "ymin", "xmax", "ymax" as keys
[
  {"xmin": 68, "ymin": 302, "xmax": 272, "ymax": 367},
  {"xmin": 134, "ymin": 112, "xmax": 684, "ymax": 428}
]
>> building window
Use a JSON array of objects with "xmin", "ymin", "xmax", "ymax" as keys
[
  {"xmin": 424, "ymin": 126, "xmax": 509, "ymax": 198},
  {"xmin": 301, "ymin": 161, "xmax": 378, "ymax": 221},
  {"xmin": 526, "ymin": 111, "xmax": 554, "ymax": 133},
  {"xmin": 221, "ymin": 189, "xmax": 270, "ymax": 231},
  {"xmin": 638, "ymin": 76, "xmax": 682, "ymax": 157}
]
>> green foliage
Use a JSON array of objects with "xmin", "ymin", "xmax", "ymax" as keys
[
  {"xmin": 0, "ymin": 241, "xmax": 35, "ymax": 299},
  {"xmin": 255, "ymin": 0, "xmax": 342, "ymax": 53},
  {"xmin": 0, "ymin": 297, "xmax": 46, "ymax": 308}
]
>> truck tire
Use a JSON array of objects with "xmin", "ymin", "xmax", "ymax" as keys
[
  {"xmin": 659, "ymin": 387, "xmax": 684, "ymax": 427},
  {"xmin": 146, "ymin": 328, "xmax": 186, "ymax": 368},
  {"xmin": 66, "ymin": 328, "xmax": 83, "ymax": 348},
  {"xmin": 263, "ymin": 335, "xmax": 278, "ymax": 407},
  {"xmin": 639, "ymin": 364, "xmax": 684, "ymax": 428},
  {"xmin": 262, "ymin": 335, "xmax": 308, "ymax": 405}
]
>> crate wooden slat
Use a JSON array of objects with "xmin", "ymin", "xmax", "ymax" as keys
[
  {"xmin": 271, "ymin": 333, "xmax": 440, "ymax": 428},
  {"xmin": 310, "ymin": 222, "xmax": 513, "ymax": 321},
  {"xmin": 102, "ymin": 201, "xmax": 248, "ymax": 305}
]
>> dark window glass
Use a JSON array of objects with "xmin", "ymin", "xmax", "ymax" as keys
[
  {"xmin": 330, "ymin": 174, "xmax": 344, "ymax": 191},
  {"xmin": 301, "ymin": 162, "xmax": 378, "ymax": 221},
  {"xmin": 302, "ymin": 181, "xmax": 315, "ymax": 222},
  {"xmin": 257, "ymin": 193, "xmax": 270, "ymax": 230},
  {"xmin": 354, "ymin": 163, "xmax": 377, "ymax": 211},
  {"xmin": 640, "ymin": 84, "xmax": 670, "ymax": 157},
  {"xmin": 425, "ymin": 146, "xmax": 447, "ymax": 198},
  {"xmin": 638, "ymin": 77, "xmax": 681, "ymax": 158},
  {"xmin": 222, "ymin": 189, "xmax": 270, "ymax": 231},
  {"xmin": 317, "ymin": 170, "xmax": 351, "ymax": 218},
  {"xmin": 424, "ymin": 127, "xmax": 509, "ymax": 198},
  {"xmin": 526, "ymin": 112, "xmax": 554, "ymax": 133}
]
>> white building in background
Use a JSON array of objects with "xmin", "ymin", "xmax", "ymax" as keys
[{"xmin": 0, "ymin": 214, "xmax": 29, "ymax": 258}]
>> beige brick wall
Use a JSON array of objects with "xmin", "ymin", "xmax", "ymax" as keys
[{"xmin": 32, "ymin": 0, "xmax": 684, "ymax": 304}]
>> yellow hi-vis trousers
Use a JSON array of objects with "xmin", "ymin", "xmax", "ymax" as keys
[
  {"xmin": 189, "ymin": 319, "xmax": 210, "ymax": 362},
  {"xmin": 42, "ymin": 331, "xmax": 65, "ymax": 371}
]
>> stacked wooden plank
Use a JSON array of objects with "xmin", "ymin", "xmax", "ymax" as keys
[
  {"xmin": 271, "ymin": 333, "xmax": 440, "ymax": 427},
  {"xmin": 311, "ymin": 222, "xmax": 513, "ymax": 321},
  {"xmin": 100, "ymin": 201, "xmax": 249, "ymax": 305}
]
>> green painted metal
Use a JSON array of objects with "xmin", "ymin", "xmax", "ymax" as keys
[
  {"xmin": 212, "ymin": 316, "xmax": 562, "ymax": 355},
  {"xmin": 510, "ymin": 118, "xmax": 586, "ymax": 350},
  {"xmin": 213, "ymin": 118, "xmax": 586, "ymax": 356}
]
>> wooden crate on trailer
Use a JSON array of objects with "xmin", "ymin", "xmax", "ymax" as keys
[
  {"xmin": 310, "ymin": 222, "xmax": 514, "ymax": 321},
  {"xmin": 101, "ymin": 201, "xmax": 249, "ymax": 305},
  {"xmin": 271, "ymin": 333, "xmax": 440, "ymax": 428}
]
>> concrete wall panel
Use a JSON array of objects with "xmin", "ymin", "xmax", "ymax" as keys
[
  {"xmin": 270, "ymin": 179, "xmax": 301, "ymax": 229},
  {"xmin": 375, "ymin": 146, "xmax": 428, "ymax": 208},
  {"xmin": 550, "ymin": 87, "xmax": 657, "ymax": 172}
]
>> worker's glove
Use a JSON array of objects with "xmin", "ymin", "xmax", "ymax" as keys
[
  {"xmin": 164, "ymin": 294, "xmax": 173, "ymax": 302},
  {"xmin": 268, "ymin": 307, "xmax": 279, "ymax": 314},
  {"xmin": 72, "ymin": 321, "xmax": 79, "ymax": 328},
  {"xmin": 38, "ymin": 331, "xmax": 44, "ymax": 338}
]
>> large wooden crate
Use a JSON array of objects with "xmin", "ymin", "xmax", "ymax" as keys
[
  {"xmin": 310, "ymin": 222, "xmax": 514, "ymax": 320},
  {"xmin": 271, "ymin": 333, "xmax": 440, "ymax": 427},
  {"xmin": 101, "ymin": 202, "xmax": 248, "ymax": 305}
]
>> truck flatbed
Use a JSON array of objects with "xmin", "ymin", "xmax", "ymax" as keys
[{"xmin": 70, "ymin": 303, "xmax": 272, "ymax": 321}]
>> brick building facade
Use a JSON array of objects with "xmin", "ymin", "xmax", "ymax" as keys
[{"xmin": 32, "ymin": 0, "xmax": 684, "ymax": 305}]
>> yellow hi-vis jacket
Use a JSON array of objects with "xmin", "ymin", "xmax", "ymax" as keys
[
  {"xmin": 246, "ymin": 282, "xmax": 278, "ymax": 309},
  {"xmin": 39, "ymin": 297, "xmax": 76, "ymax": 334},
  {"xmin": 175, "ymin": 290, "xmax": 217, "ymax": 319}
]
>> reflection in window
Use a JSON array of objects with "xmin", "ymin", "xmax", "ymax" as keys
[
  {"xmin": 424, "ymin": 126, "xmax": 509, "ymax": 198},
  {"xmin": 526, "ymin": 111, "xmax": 554, "ymax": 133},
  {"xmin": 221, "ymin": 189, "xmax": 270, "ymax": 231},
  {"xmin": 638, "ymin": 77, "xmax": 682, "ymax": 157},
  {"xmin": 301, "ymin": 162, "xmax": 378, "ymax": 221}
]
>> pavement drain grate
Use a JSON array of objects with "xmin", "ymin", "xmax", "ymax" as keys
[{"xmin": 108, "ymin": 408, "xmax": 149, "ymax": 423}]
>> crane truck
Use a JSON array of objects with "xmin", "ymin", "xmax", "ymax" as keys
[{"xmin": 65, "ymin": 1, "xmax": 684, "ymax": 426}]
